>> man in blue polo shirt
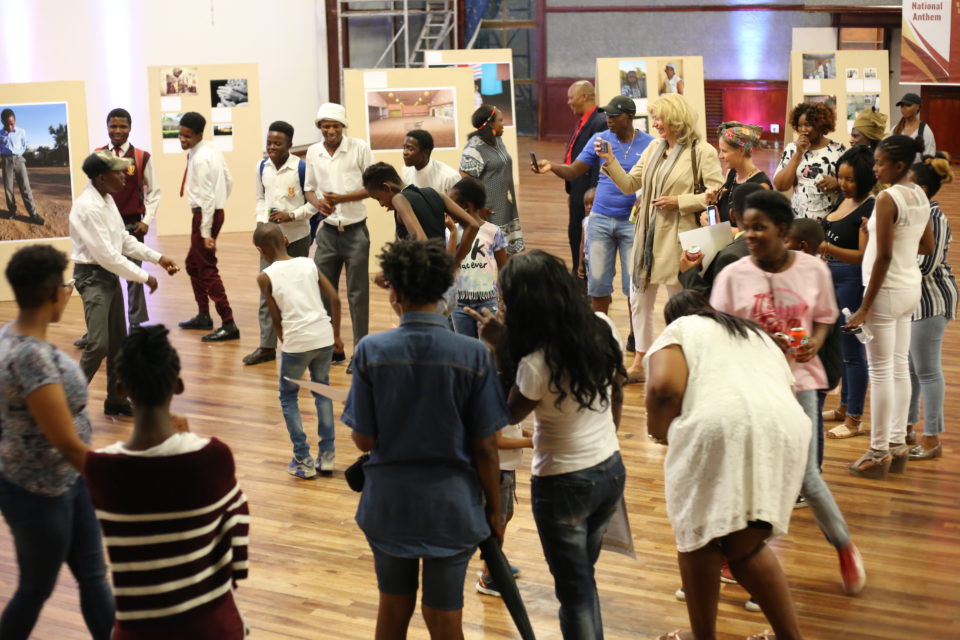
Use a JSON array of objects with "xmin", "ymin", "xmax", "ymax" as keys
[{"xmin": 532, "ymin": 95, "xmax": 653, "ymax": 313}]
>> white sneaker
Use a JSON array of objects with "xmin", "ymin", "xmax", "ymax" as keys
[
  {"xmin": 318, "ymin": 451, "xmax": 335, "ymax": 475},
  {"xmin": 288, "ymin": 457, "xmax": 316, "ymax": 479}
]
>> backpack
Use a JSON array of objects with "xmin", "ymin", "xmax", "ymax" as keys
[{"xmin": 259, "ymin": 158, "xmax": 319, "ymax": 238}]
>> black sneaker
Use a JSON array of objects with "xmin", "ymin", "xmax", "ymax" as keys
[
  {"xmin": 476, "ymin": 574, "xmax": 501, "ymax": 597},
  {"xmin": 104, "ymin": 400, "xmax": 134, "ymax": 417},
  {"xmin": 794, "ymin": 495, "xmax": 808, "ymax": 509},
  {"xmin": 626, "ymin": 332, "xmax": 636, "ymax": 353},
  {"xmin": 74, "ymin": 334, "xmax": 88, "ymax": 348},
  {"xmin": 331, "ymin": 350, "xmax": 347, "ymax": 364},
  {"xmin": 179, "ymin": 314, "xmax": 213, "ymax": 330}
]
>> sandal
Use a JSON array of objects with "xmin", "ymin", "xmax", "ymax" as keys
[
  {"xmin": 657, "ymin": 631, "xmax": 691, "ymax": 640},
  {"xmin": 626, "ymin": 367, "xmax": 645, "ymax": 384},
  {"xmin": 889, "ymin": 443, "xmax": 909, "ymax": 474},
  {"xmin": 747, "ymin": 632, "xmax": 776, "ymax": 640},
  {"xmin": 848, "ymin": 449, "xmax": 891, "ymax": 479},
  {"xmin": 822, "ymin": 406, "xmax": 847, "ymax": 422},
  {"xmin": 826, "ymin": 416, "xmax": 866, "ymax": 439}
]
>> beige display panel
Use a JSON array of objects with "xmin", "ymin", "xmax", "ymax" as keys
[
  {"xmin": 596, "ymin": 56, "xmax": 707, "ymax": 141},
  {"xmin": 146, "ymin": 64, "xmax": 262, "ymax": 236},
  {"xmin": 0, "ymin": 81, "xmax": 89, "ymax": 301},
  {"xmin": 342, "ymin": 67, "xmax": 476, "ymax": 271},
  {"xmin": 785, "ymin": 50, "xmax": 890, "ymax": 144}
]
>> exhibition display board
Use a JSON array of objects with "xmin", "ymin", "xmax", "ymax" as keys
[
  {"xmin": 0, "ymin": 81, "xmax": 89, "ymax": 300},
  {"xmin": 786, "ymin": 50, "xmax": 890, "ymax": 143},
  {"xmin": 146, "ymin": 63, "xmax": 262, "ymax": 236},
  {"xmin": 342, "ymin": 66, "xmax": 476, "ymax": 269},
  {"xmin": 595, "ymin": 56, "xmax": 707, "ymax": 141}
]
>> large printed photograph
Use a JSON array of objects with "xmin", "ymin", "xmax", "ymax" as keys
[{"xmin": 366, "ymin": 88, "xmax": 457, "ymax": 151}]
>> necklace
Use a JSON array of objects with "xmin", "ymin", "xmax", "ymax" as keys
[{"xmin": 614, "ymin": 129, "xmax": 640, "ymax": 158}]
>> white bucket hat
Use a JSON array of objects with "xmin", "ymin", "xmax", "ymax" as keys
[{"xmin": 315, "ymin": 103, "xmax": 348, "ymax": 127}]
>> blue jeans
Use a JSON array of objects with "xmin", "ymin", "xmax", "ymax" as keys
[
  {"xmin": 828, "ymin": 260, "xmax": 868, "ymax": 416},
  {"xmin": 279, "ymin": 346, "xmax": 335, "ymax": 461},
  {"xmin": 531, "ymin": 452, "xmax": 625, "ymax": 640},
  {"xmin": 452, "ymin": 298, "xmax": 498, "ymax": 338},
  {"xmin": 908, "ymin": 314, "xmax": 949, "ymax": 436},
  {"xmin": 796, "ymin": 390, "xmax": 850, "ymax": 549},
  {"xmin": 586, "ymin": 214, "xmax": 633, "ymax": 298},
  {"xmin": 0, "ymin": 476, "xmax": 114, "ymax": 640}
]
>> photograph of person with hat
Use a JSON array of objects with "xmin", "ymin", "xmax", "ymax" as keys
[
  {"xmin": 303, "ymin": 103, "xmax": 375, "ymax": 375},
  {"xmin": 531, "ymin": 95, "xmax": 654, "ymax": 322},
  {"xmin": 891, "ymin": 92, "xmax": 936, "ymax": 162},
  {"xmin": 69, "ymin": 150, "xmax": 180, "ymax": 416}
]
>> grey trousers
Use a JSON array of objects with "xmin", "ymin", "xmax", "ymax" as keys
[
  {"xmin": 258, "ymin": 235, "xmax": 312, "ymax": 348},
  {"xmin": 1, "ymin": 155, "xmax": 37, "ymax": 217},
  {"xmin": 74, "ymin": 264, "xmax": 126, "ymax": 406},
  {"xmin": 314, "ymin": 222, "xmax": 370, "ymax": 348},
  {"xmin": 123, "ymin": 225, "xmax": 149, "ymax": 326}
]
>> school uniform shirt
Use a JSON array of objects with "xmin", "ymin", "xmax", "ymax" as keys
[
  {"xmin": 402, "ymin": 158, "xmax": 460, "ymax": 195},
  {"xmin": 70, "ymin": 183, "xmax": 161, "ymax": 283},
  {"xmin": 0, "ymin": 126, "xmax": 27, "ymax": 155},
  {"xmin": 103, "ymin": 140, "xmax": 161, "ymax": 226},
  {"xmin": 254, "ymin": 154, "xmax": 316, "ymax": 243},
  {"xmin": 303, "ymin": 136, "xmax": 374, "ymax": 227},
  {"xmin": 186, "ymin": 140, "xmax": 233, "ymax": 238}
]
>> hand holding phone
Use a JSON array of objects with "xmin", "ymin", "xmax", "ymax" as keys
[
  {"xmin": 599, "ymin": 139, "xmax": 611, "ymax": 154},
  {"xmin": 706, "ymin": 205, "xmax": 719, "ymax": 225},
  {"xmin": 529, "ymin": 152, "xmax": 540, "ymax": 173}
]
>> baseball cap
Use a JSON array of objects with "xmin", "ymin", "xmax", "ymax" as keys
[
  {"xmin": 598, "ymin": 96, "xmax": 637, "ymax": 117},
  {"xmin": 896, "ymin": 92, "xmax": 921, "ymax": 107},
  {"xmin": 82, "ymin": 150, "xmax": 132, "ymax": 180}
]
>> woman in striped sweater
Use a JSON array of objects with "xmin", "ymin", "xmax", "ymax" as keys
[
  {"xmin": 84, "ymin": 326, "xmax": 250, "ymax": 639},
  {"xmin": 906, "ymin": 153, "xmax": 956, "ymax": 460}
]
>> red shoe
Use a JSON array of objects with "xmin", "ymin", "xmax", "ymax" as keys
[
  {"xmin": 838, "ymin": 542, "xmax": 866, "ymax": 595},
  {"xmin": 720, "ymin": 561, "xmax": 737, "ymax": 584}
]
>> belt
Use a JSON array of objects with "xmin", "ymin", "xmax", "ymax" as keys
[
  {"xmin": 322, "ymin": 219, "xmax": 366, "ymax": 233},
  {"xmin": 190, "ymin": 207, "xmax": 224, "ymax": 214},
  {"xmin": 73, "ymin": 263, "xmax": 116, "ymax": 277}
]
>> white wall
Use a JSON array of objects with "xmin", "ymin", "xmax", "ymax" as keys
[{"xmin": 0, "ymin": 0, "xmax": 328, "ymax": 152}]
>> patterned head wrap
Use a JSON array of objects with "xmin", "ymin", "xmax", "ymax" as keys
[
  {"xmin": 852, "ymin": 108, "xmax": 888, "ymax": 142},
  {"xmin": 717, "ymin": 121, "xmax": 763, "ymax": 152}
]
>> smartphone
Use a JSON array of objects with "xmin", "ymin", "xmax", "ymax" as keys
[
  {"xmin": 706, "ymin": 205, "xmax": 719, "ymax": 225},
  {"xmin": 599, "ymin": 139, "xmax": 611, "ymax": 154},
  {"xmin": 529, "ymin": 151, "xmax": 540, "ymax": 173}
]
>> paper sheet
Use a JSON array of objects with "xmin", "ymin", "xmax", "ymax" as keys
[
  {"xmin": 846, "ymin": 78, "xmax": 864, "ymax": 93},
  {"xmin": 284, "ymin": 377, "xmax": 350, "ymax": 402},
  {"xmin": 423, "ymin": 51, "xmax": 442, "ymax": 65},
  {"xmin": 363, "ymin": 71, "xmax": 388, "ymax": 89},
  {"xmin": 212, "ymin": 135, "xmax": 233, "ymax": 152},
  {"xmin": 802, "ymin": 79, "xmax": 821, "ymax": 94},
  {"xmin": 678, "ymin": 222, "xmax": 733, "ymax": 273},
  {"xmin": 863, "ymin": 78, "xmax": 881, "ymax": 92},
  {"xmin": 160, "ymin": 96, "xmax": 182, "ymax": 111},
  {"xmin": 162, "ymin": 138, "xmax": 183, "ymax": 154},
  {"xmin": 601, "ymin": 496, "xmax": 636, "ymax": 559},
  {"xmin": 211, "ymin": 107, "xmax": 232, "ymax": 123}
]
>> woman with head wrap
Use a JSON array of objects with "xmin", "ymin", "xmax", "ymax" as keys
[
  {"xmin": 709, "ymin": 122, "xmax": 772, "ymax": 226},
  {"xmin": 460, "ymin": 105, "xmax": 523, "ymax": 253},
  {"xmin": 849, "ymin": 108, "xmax": 887, "ymax": 151}
]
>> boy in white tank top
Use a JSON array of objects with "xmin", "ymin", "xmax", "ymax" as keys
[{"xmin": 254, "ymin": 223, "xmax": 343, "ymax": 479}]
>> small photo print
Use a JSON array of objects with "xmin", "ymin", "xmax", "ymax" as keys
[
  {"xmin": 210, "ymin": 79, "xmax": 249, "ymax": 107},
  {"xmin": 802, "ymin": 54, "xmax": 836, "ymax": 80},
  {"xmin": 846, "ymin": 93, "xmax": 881, "ymax": 121},
  {"xmin": 804, "ymin": 94, "xmax": 838, "ymax": 113},
  {"xmin": 846, "ymin": 68, "xmax": 860, "ymax": 79},
  {"xmin": 161, "ymin": 112, "xmax": 183, "ymax": 139},
  {"xmin": 658, "ymin": 59, "xmax": 684, "ymax": 95},
  {"xmin": 213, "ymin": 124, "xmax": 234, "ymax": 136},
  {"xmin": 863, "ymin": 67, "xmax": 879, "ymax": 79},
  {"xmin": 635, "ymin": 115, "xmax": 649, "ymax": 134},
  {"xmin": 366, "ymin": 88, "xmax": 457, "ymax": 151},
  {"xmin": 160, "ymin": 67, "xmax": 199, "ymax": 96},
  {"xmin": 618, "ymin": 60, "xmax": 647, "ymax": 99}
]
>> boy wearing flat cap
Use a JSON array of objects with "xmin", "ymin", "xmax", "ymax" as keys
[{"xmin": 70, "ymin": 151, "xmax": 179, "ymax": 415}]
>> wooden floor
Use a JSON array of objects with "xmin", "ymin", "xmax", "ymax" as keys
[{"xmin": 1, "ymin": 141, "xmax": 959, "ymax": 639}]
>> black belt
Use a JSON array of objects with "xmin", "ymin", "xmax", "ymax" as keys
[
  {"xmin": 322, "ymin": 219, "xmax": 366, "ymax": 233},
  {"xmin": 190, "ymin": 207, "xmax": 224, "ymax": 214},
  {"xmin": 73, "ymin": 263, "xmax": 116, "ymax": 277}
]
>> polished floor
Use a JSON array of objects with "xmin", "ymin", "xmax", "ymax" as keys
[{"xmin": 0, "ymin": 142, "xmax": 958, "ymax": 639}]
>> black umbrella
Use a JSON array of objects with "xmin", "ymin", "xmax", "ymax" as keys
[{"xmin": 478, "ymin": 535, "xmax": 536, "ymax": 640}]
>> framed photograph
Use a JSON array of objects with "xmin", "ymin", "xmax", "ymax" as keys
[
  {"xmin": 213, "ymin": 124, "xmax": 234, "ymax": 136},
  {"xmin": 366, "ymin": 88, "xmax": 457, "ymax": 152},
  {"xmin": 427, "ymin": 62, "xmax": 514, "ymax": 126},
  {"xmin": 159, "ymin": 66, "xmax": 199, "ymax": 96},
  {"xmin": 657, "ymin": 59, "xmax": 684, "ymax": 95},
  {"xmin": 802, "ymin": 54, "xmax": 837, "ymax": 80},
  {"xmin": 635, "ymin": 115, "xmax": 649, "ymax": 134},
  {"xmin": 846, "ymin": 68, "xmax": 860, "ymax": 79},
  {"xmin": 846, "ymin": 93, "xmax": 881, "ymax": 121},
  {"xmin": 803, "ymin": 94, "xmax": 838, "ymax": 113},
  {"xmin": 210, "ymin": 79, "xmax": 249, "ymax": 107},
  {"xmin": 863, "ymin": 67, "xmax": 879, "ymax": 79},
  {"xmin": 618, "ymin": 60, "xmax": 647, "ymax": 99},
  {"xmin": 0, "ymin": 101, "xmax": 73, "ymax": 240}
]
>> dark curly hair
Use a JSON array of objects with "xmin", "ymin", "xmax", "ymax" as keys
[
  {"xmin": 499, "ymin": 250, "xmax": 625, "ymax": 411},
  {"xmin": 789, "ymin": 102, "xmax": 836, "ymax": 135},
  {"xmin": 118, "ymin": 325, "xmax": 181, "ymax": 407},
  {"xmin": 5, "ymin": 244, "xmax": 68, "ymax": 309},
  {"xmin": 379, "ymin": 239, "xmax": 454, "ymax": 305},
  {"xmin": 837, "ymin": 145, "xmax": 878, "ymax": 200},
  {"xmin": 911, "ymin": 152, "xmax": 954, "ymax": 199}
]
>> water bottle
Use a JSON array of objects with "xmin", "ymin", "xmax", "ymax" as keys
[{"xmin": 841, "ymin": 307, "xmax": 873, "ymax": 344}]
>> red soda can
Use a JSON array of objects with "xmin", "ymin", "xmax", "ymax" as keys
[{"xmin": 789, "ymin": 326, "xmax": 807, "ymax": 356}]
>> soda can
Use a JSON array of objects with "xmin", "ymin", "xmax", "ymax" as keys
[{"xmin": 789, "ymin": 326, "xmax": 807, "ymax": 356}]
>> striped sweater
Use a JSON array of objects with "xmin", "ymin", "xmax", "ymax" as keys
[
  {"xmin": 84, "ymin": 435, "xmax": 249, "ymax": 628},
  {"xmin": 914, "ymin": 202, "xmax": 958, "ymax": 321}
]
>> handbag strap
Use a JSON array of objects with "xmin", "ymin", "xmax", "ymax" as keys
[{"xmin": 690, "ymin": 139, "xmax": 705, "ymax": 194}]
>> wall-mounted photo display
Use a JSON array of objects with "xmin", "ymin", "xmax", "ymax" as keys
[
  {"xmin": 657, "ymin": 59, "xmax": 684, "ymax": 95},
  {"xmin": 159, "ymin": 67, "xmax": 199, "ymax": 95},
  {"xmin": 427, "ymin": 62, "xmax": 514, "ymax": 127},
  {"xmin": 803, "ymin": 94, "xmax": 838, "ymax": 114},
  {"xmin": 802, "ymin": 54, "xmax": 836, "ymax": 80},
  {"xmin": 365, "ymin": 88, "xmax": 457, "ymax": 152},
  {"xmin": 846, "ymin": 93, "xmax": 881, "ymax": 121},
  {"xmin": 618, "ymin": 60, "xmax": 648, "ymax": 100},
  {"xmin": 210, "ymin": 79, "xmax": 249, "ymax": 107}
]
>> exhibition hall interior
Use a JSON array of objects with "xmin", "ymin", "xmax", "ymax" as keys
[{"xmin": 0, "ymin": 0, "xmax": 958, "ymax": 638}]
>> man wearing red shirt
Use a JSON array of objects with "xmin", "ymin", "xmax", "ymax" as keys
[{"xmin": 563, "ymin": 81, "xmax": 607, "ymax": 274}]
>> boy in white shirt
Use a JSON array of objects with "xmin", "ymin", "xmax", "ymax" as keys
[{"xmin": 255, "ymin": 223, "xmax": 343, "ymax": 478}]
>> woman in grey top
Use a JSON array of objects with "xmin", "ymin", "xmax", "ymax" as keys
[
  {"xmin": 0, "ymin": 245, "xmax": 114, "ymax": 639},
  {"xmin": 460, "ymin": 105, "xmax": 524, "ymax": 254}
]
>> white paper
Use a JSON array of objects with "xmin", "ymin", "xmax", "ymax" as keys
[
  {"xmin": 162, "ymin": 138, "xmax": 183, "ymax": 154},
  {"xmin": 633, "ymin": 98, "xmax": 648, "ymax": 115},
  {"xmin": 802, "ymin": 79, "xmax": 821, "ymax": 94},
  {"xmin": 212, "ymin": 135, "xmax": 233, "ymax": 152},
  {"xmin": 601, "ymin": 496, "xmax": 636, "ymax": 559},
  {"xmin": 863, "ymin": 78, "xmax": 881, "ymax": 92},
  {"xmin": 160, "ymin": 96, "xmax": 182, "ymax": 111},
  {"xmin": 284, "ymin": 377, "xmax": 350, "ymax": 403},
  {"xmin": 210, "ymin": 107, "xmax": 232, "ymax": 123},
  {"xmin": 423, "ymin": 51, "xmax": 442, "ymax": 65},
  {"xmin": 846, "ymin": 78, "xmax": 864, "ymax": 93},
  {"xmin": 679, "ymin": 222, "xmax": 733, "ymax": 273},
  {"xmin": 364, "ymin": 71, "xmax": 388, "ymax": 89},
  {"xmin": 847, "ymin": 120, "xmax": 855, "ymax": 133}
]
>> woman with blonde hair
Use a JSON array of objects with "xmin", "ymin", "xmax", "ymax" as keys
[
  {"xmin": 597, "ymin": 93, "xmax": 723, "ymax": 380},
  {"xmin": 710, "ymin": 122, "xmax": 772, "ymax": 226}
]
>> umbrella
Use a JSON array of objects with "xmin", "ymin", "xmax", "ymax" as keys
[{"xmin": 478, "ymin": 535, "xmax": 536, "ymax": 640}]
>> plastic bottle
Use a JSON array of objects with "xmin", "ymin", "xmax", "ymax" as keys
[{"xmin": 841, "ymin": 307, "xmax": 873, "ymax": 344}]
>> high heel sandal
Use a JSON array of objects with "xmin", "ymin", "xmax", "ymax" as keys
[
  {"xmin": 848, "ymin": 449, "xmax": 892, "ymax": 479},
  {"xmin": 889, "ymin": 444, "xmax": 909, "ymax": 474}
]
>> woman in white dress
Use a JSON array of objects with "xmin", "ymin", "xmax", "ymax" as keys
[{"xmin": 645, "ymin": 290, "xmax": 809, "ymax": 640}]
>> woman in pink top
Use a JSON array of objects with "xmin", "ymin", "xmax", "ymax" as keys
[{"xmin": 711, "ymin": 190, "xmax": 865, "ymax": 596}]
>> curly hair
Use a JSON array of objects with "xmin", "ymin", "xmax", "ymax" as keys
[
  {"xmin": 499, "ymin": 250, "xmax": 625, "ymax": 411},
  {"xmin": 911, "ymin": 151, "xmax": 954, "ymax": 199},
  {"xmin": 5, "ymin": 244, "xmax": 68, "ymax": 309},
  {"xmin": 379, "ymin": 239, "xmax": 454, "ymax": 305},
  {"xmin": 118, "ymin": 325, "xmax": 181, "ymax": 407},
  {"xmin": 648, "ymin": 94, "xmax": 700, "ymax": 145},
  {"xmin": 789, "ymin": 102, "xmax": 835, "ymax": 135}
]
